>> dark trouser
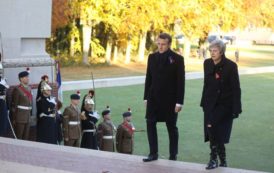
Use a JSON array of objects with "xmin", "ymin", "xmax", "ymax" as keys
[
  {"xmin": 146, "ymin": 119, "xmax": 178, "ymax": 156},
  {"xmin": 65, "ymin": 139, "xmax": 80, "ymax": 147},
  {"xmin": 15, "ymin": 123, "xmax": 30, "ymax": 140}
]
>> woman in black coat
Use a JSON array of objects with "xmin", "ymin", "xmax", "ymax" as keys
[{"xmin": 200, "ymin": 40, "xmax": 242, "ymax": 169}]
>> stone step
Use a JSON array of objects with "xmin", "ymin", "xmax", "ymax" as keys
[{"xmin": 0, "ymin": 137, "xmax": 268, "ymax": 173}]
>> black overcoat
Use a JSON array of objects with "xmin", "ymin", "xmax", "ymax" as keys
[
  {"xmin": 144, "ymin": 49, "xmax": 185, "ymax": 122},
  {"xmin": 200, "ymin": 56, "xmax": 242, "ymax": 143},
  {"xmin": 80, "ymin": 110, "xmax": 99, "ymax": 149},
  {"xmin": 36, "ymin": 95, "xmax": 57, "ymax": 144}
]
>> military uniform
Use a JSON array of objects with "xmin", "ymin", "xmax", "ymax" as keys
[
  {"xmin": 63, "ymin": 104, "xmax": 81, "ymax": 147},
  {"xmin": 11, "ymin": 82, "xmax": 32, "ymax": 140},
  {"xmin": 116, "ymin": 122, "xmax": 134, "ymax": 154},
  {"xmin": 36, "ymin": 92, "xmax": 57, "ymax": 144},
  {"xmin": 80, "ymin": 111, "xmax": 99, "ymax": 149},
  {"xmin": 97, "ymin": 120, "xmax": 116, "ymax": 152}
]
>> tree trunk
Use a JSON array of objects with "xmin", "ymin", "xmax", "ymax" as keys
[
  {"xmin": 138, "ymin": 32, "xmax": 147, "ymax": 62},
  {"xmin": 105, "ymin": 40, "xmax": 112, "ymax": 64},
  {"xmin": 70, "ymin": 37, "xmax": 75, "ymax": 57},
  {"xmin": 183, "ymin": 38, "xmax": 191, "ymax": 58},
  {"xmin": 82, "ymin": 25, "xmax": 92, "ymax": 65},
  {"xmin": 113, "ymin": 45, "xmax": 118, "ymax": 62},
  {"xmin": 125, "ymin": 40, "xmax": 131, "ymax": 64}
]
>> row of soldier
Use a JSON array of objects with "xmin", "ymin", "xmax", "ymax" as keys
[{"xmin": 0, "ymin": 71, "xmax": 135, "ymax": 154}]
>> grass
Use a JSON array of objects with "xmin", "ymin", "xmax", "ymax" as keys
[
  {"xmin": 62, "ymin": 73, "xmax": 274, "ymax": 172},
  {"xmin": 61, "ymin": 45, "xmax": 274, "ymax": 81}
]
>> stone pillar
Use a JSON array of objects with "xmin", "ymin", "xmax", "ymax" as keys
[{"xmin": 0, "ymin": 0, "xmax": 55, "ymax": 121}]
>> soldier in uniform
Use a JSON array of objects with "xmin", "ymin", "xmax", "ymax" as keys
[
  {"xmin": 97, "ymin": 108, "xmax": 116, "ymax": 152},
  {"xmin": 0, "ymin": 76, "xmax": 9, "ymax": 136},
  {"xmin": 116, "ymin": 109, "xmax": 135, "ymax": 154},
  {"xmin": 63, "ymin": 94, "xmax": 81, "ymax": 147},
  {"xmin": 11, "ymin": 71, "xmax": 32, "ymax": 140},
  {"xmin": 36, "ymin": 82, "xmax": 57, "ymax": 144},
  {"xmin": 80, "ymin": 96, "xmax": 100, "ymax": 149}
]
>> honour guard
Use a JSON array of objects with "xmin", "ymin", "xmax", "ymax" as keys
[
  {"xmin": 116, "ymin": 108, "xmax": 135, "ymax": 154},
  {"xmin": 36, "ymin": 82, "xmax": 57, "ymax": 144},
  {"xmin": 80, "ymin": 96, "xmax": 100, "ymax": 149},
  {"xmin": 63, "ymin": 93, "xmax": 81, "ymax": 147},
  {"xmin": 0, "ymin": 76, "xmax": 9, "ymax": 136},
  {"xmin": 97, "ymin": 107, "xmax": 116, "ymax": 152},
  {"xmin": 11, "ymin": 70, "xmax": 32, "ymax": 140}
]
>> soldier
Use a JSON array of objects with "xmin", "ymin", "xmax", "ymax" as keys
[
  {"xmin": 80, "ymin": 96, "xmax": 100, "ymax": 149},
  {"xmin": 63, "ymin": 93, "xmax": 81, "ymax": 147},
  {"xmin": 36, "ymin": 82, "xmax": 57, "ymax": 144},
  {"xmin": 11, "ymin": 71, "xmax": 32, "ymax": 140},
  {"xmin": 97, "ymin": 108, "xmax": 116, "ymax": 152},
  {"xmin": 0, "ymin": 76, "xmax": 9, "ymax": 136},
  {"xmin": 116, "ymin": 108, "xmax": 135, "ymax": 154}
]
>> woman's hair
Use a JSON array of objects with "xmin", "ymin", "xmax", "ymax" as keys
[{"xmin": 209, "ymin": 39, "xmax": 226, "ymax": 55}]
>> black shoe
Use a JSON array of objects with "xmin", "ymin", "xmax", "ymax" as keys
[
  {"xmin": 205, "ymin": 159, "xmax": 218, "ymax": 170},
  {"xmin": 219, "ymin": 160, "xmax": 227, "ymax": 167},
  {"xmin": 169, "ymin": 155, "xmax": 177, "ymax": 161},
  {"xmin": 143, "ymin": 154, "xmax": 158, "ymax": 162}
]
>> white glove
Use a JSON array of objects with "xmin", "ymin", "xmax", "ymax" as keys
[
  {"xmin": 90, "ymin": 111, "xmax": 100, "ymax": 120},
  {"xmin": 47, "ymin": 97, "xmax": 57, "ymax": 105}
]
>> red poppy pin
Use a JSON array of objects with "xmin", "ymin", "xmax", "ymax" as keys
[
  {"xmin": 215, "ymin": 73, "xmax": 220, "ymax": 79},
  {"xmin": 169, "ymin": 56, "xmax": 175, "ymax": 64}
]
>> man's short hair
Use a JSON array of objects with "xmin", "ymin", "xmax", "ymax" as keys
[{"xmin": 158, "ymin": 33, "xmax": 172, "ymax": 44}]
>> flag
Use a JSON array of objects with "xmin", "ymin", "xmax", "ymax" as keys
[{"xmin": 56, "ymin": 61, "xmax": 63, "ymax": 102}]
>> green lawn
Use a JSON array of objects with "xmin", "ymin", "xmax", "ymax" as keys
[
  {"xmin": 61, "ymin": 46, "xmax": 274, "ymax": 80},
  {"xmin": 62, "ymin": 73, "xmax": 274, "ymax": 172}
]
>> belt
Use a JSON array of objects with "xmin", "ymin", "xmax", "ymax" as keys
[
  {"xmin": 0, "ymin": 95, "xmax": 5, "ymax": 100},
  {"xmin": 103, "ymin": 136, "xmax": 115, "ymax": 140},
  {"xmin": 69, "ymin": 121, "xmax": 80, "ymax": 125},
  {"xmin": 40, "ymin": 113, "xmax": 55, "ymax": 118},
  {"xmin": 83, "ymin": 129, "xmax": 96, "ymax": 133},
  {"xmin": 17, "ymin": 105, "xmax": 32, "ymax": 110}
]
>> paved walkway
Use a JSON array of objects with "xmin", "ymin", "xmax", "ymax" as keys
[
  {"xmin": 62, "ymin": 66, "xmax": 274, "ymax": 91},
  {"xmin": 0, "ymin": 137, "xmax": 269, "ymax": 173}
]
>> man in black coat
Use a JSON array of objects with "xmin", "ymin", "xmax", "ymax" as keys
[
  {"xmin": 200, "ymin": 40, "xmax": 242, "ymax": 169},
  {"xmin": 143, "ymin": 33, "xmax": 185, "ymax": 162}
]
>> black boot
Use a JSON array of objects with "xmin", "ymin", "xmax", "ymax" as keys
[
  {"xmin": 218, "ymin": 144, "xmax": 227, "ymax": 167},
  {"xmin": 143, "ymin": 154, "xmax": 158, "ymax": 162},
  {"xmin": 206, "ymin": 145, "xmax": 218, "ymax": 170}
]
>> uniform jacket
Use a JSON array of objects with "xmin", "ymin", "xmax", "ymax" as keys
[
  {"xmin": 11, "ymin": 85, "xmax": 32, "ymax": 123},
  {"xmin": 63, "ymin": 105, "xmax": 81, "ymax": 140},
  {"xmin": 116, "ymin": 122, "xmax": 134, "ymax": 154},
  {"xmin": 97, "ymin": 120, "xmax": 115, "ymax": 152}
]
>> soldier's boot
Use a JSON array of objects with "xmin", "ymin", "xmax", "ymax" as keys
[
  {"xmin": 206, "ymin": 145, "xmax": 218, "ymax": 170},
  {"xmin": 218, "ymin": 144, "xmax": 227, "ymax": 167}
]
